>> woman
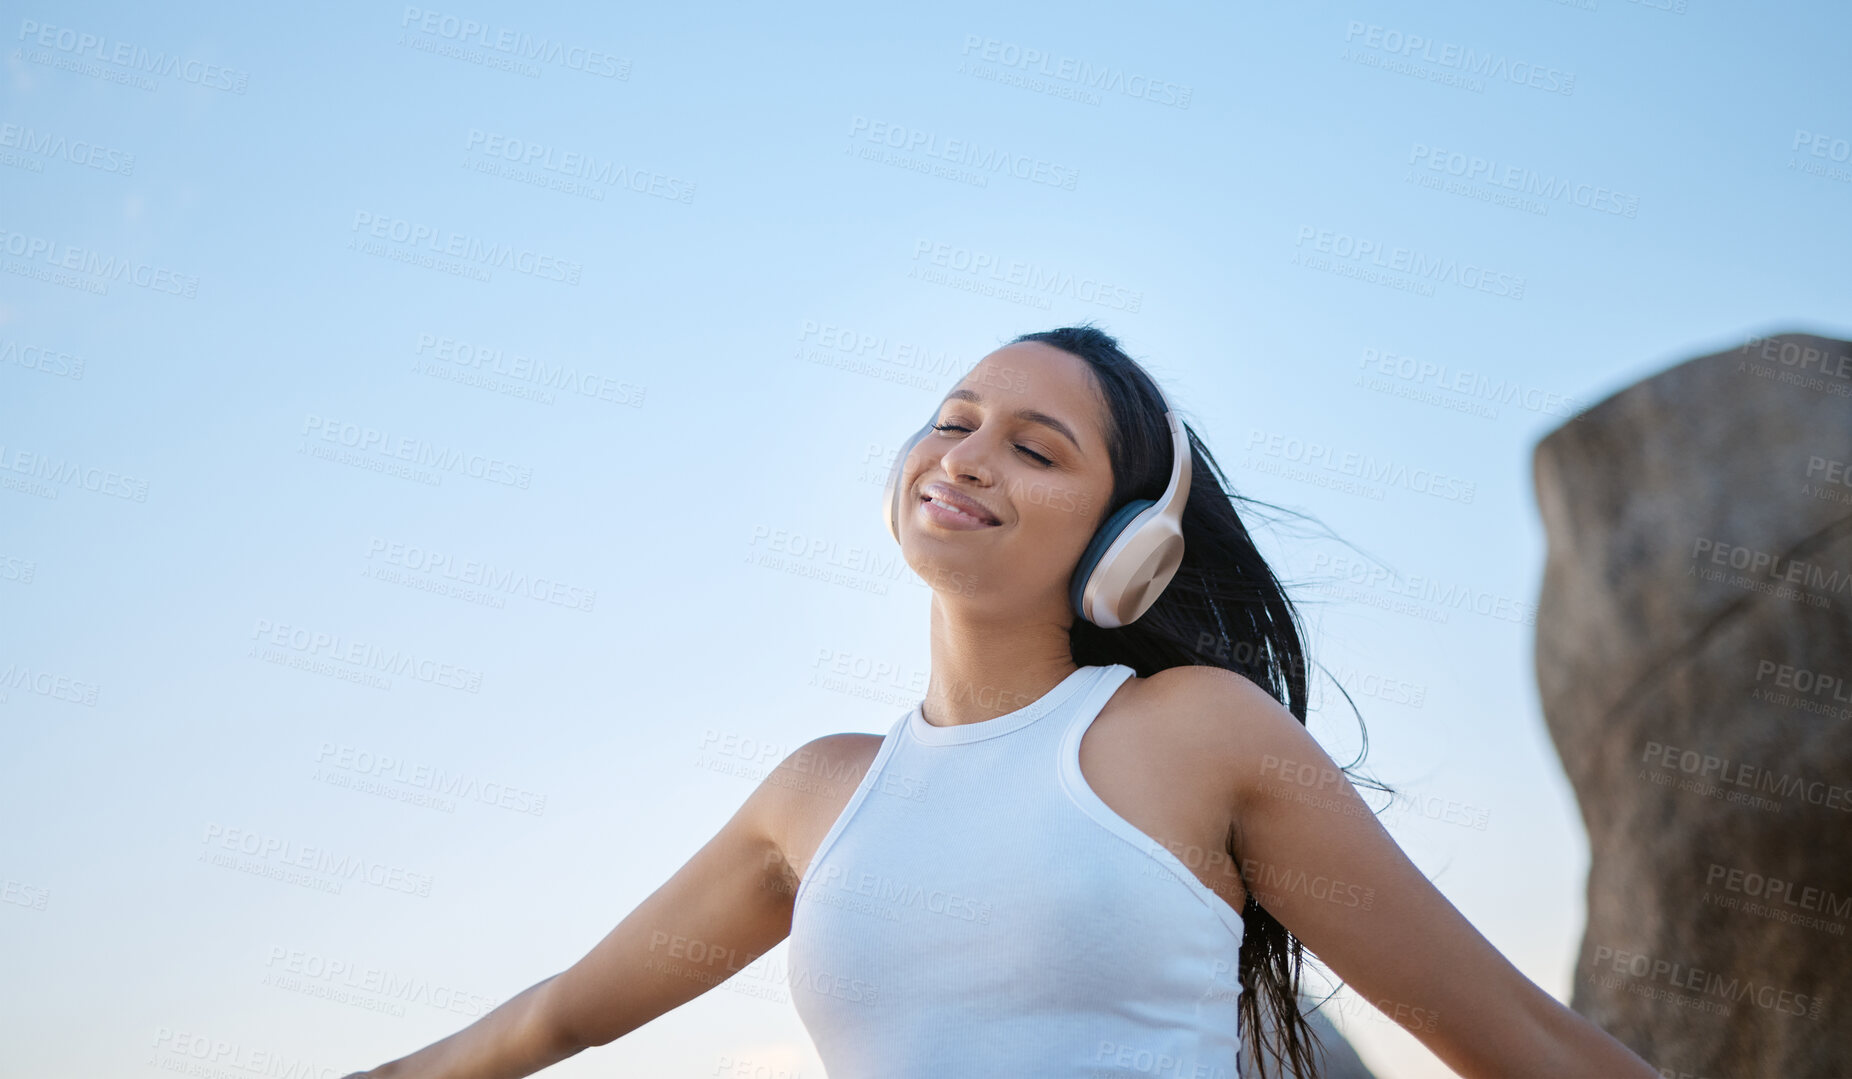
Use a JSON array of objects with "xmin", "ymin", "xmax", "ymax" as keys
[{"xmin": 345, "ymin": 325, "xmax": 1658, "ymax": 1078}]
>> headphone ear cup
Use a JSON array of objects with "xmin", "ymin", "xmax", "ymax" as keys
[
  {"xmin": 1108, "ymin": 531, "xmax": 1185, "ymax": 626},
  {"xmin": 1068, "ymin": 499, "xmax": 1153, "ymax": 622},
  {"xmin": 884, "ymin": 423, "xmax": 934, "ymax": 542}
]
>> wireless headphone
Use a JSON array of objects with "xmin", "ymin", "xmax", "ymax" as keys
[{"xmin": 882, "ymin": 383, "xmax": 1192, "ymax": 629}]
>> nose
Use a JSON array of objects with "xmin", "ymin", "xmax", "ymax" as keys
[{"xmin": 933, "ymin": 425, "xmax": 998, "ymax": 487}]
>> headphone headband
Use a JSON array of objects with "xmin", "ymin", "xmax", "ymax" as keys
[{"xmin": 1151, "ymin": 387, "xmax": 1191, "ymax": 518}]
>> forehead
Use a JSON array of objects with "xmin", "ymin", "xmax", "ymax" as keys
[{"xmin": 956, "ymin": 342, "xmax": 1109, "ymax": 443}]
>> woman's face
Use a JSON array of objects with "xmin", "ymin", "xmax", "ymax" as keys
[{"xmin": 896, "ymin": 341, "xmax": 1117, "ymax": 620}]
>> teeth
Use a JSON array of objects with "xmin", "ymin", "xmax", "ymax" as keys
[{"xmin": 927, "ymin": 495, "xmax": 986, "ymax": 522}]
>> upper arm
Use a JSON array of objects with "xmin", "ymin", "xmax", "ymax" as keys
[
  {"xmin": 1158, "ymin": 667, "xmax": 1569, "ymax": 1079},
  {"xmin": 539, "ymin": 734, "xmax": 862, "ymax": 1050}
]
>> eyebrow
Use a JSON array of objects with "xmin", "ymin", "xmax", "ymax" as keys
[{"xmin": 943, "ymin": 387, "xmax": 1082, "ymax": 451}]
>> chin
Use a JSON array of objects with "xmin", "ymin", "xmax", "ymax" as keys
[{"xmin": 902, "ymin": 548, "xmax": 990, "ymax": 600}]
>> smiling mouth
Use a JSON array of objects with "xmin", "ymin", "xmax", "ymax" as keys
[{"xmin": 920, "ymin": 492, "xmax": 1000, "ymax": 525}]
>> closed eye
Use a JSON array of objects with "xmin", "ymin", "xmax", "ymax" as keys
[{"xmin": 931, "ymin": 422, "xmax": 1055, "ymax": 467}]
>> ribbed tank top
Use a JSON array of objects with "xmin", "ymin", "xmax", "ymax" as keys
[{"xmin": 786, "ymin": 663, "xmax": 1247, "ymax": 1078}]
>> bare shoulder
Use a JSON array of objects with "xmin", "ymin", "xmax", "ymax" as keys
[
  {"xmin": 1136, "ymin": 663, "xmax": 1288, "ymax": 736},
  {"xmin": 760, "ymin": 732, "xmax": 884, "ymax": 813},
  {"xmin": 773, "ymin": 732, "xmax": 885, "ymax": 781},
  {"xmin": 1132, "ymin": 664, "xmax": 1326, "ymax": 810},
  {"xmin": 759, "ymin": 732, "xmax": 886, "ymax": 883}
]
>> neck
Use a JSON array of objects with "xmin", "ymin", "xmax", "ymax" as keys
[{"xmin": 921, "ymin": 594, "xmax": 1079, "ymax": 727}]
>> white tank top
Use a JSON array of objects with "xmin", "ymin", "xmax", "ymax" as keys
[{"xmin": 787, "ymin": 663, "xmax": 1248, "ymax": 1078}]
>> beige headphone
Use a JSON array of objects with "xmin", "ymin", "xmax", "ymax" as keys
[{"xmin": 882, "ymin": 387, "xmax": 1191, "ymax": 628}]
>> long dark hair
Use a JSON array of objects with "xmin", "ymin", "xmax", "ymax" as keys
[{"xmin": 1008, "ymin": 323, "xmax": 1391, "ymax": 1079}]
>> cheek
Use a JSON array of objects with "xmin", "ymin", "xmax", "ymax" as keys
[
  {"xmin": 899, "ymin": 446, "xmax": 932, "ymax": 502},
  {"xmin": 1013, "ymin": 476, "xmax": 1102, "ymax": 545}
]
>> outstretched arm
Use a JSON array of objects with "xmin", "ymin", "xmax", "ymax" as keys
[
  {"xmin": 341, "ymin": 973, "xmax": 578, "ymax": 1079},
  {"xmin": 343, "ymin": 735, "xmax": 834, "ymax": 1078},
  {"xmin": 1160, "ymin": 666, "xmax": 1657, "ymax": 1079}
]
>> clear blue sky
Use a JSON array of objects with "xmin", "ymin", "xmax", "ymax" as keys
[{"xmin": 3, "ymin": 1, "xmax": 1848, "ymax": 1076}]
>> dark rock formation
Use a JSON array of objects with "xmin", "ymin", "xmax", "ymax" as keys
[{"xmin": 1533, "ymin": 331, "xmax": 1852, "ymax": 1078}]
